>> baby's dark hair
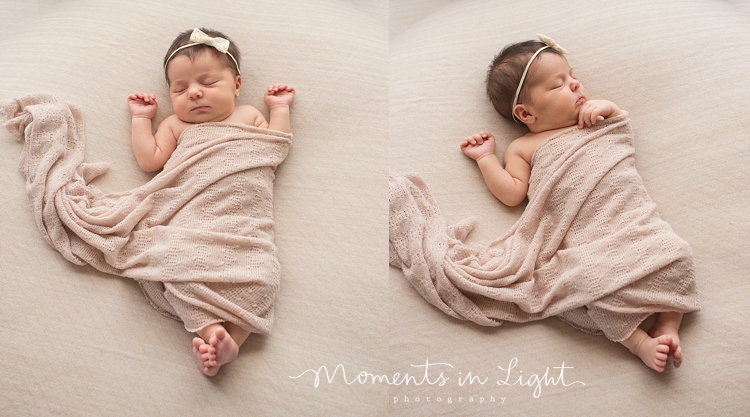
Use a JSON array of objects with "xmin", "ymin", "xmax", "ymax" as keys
[
  {"xmin": 486, "ymin": 40, "xmax": 564, "ymax": 121},
  {"xmin": 163, "ymin": 28, "xmax": 242, "ymax": 84}
]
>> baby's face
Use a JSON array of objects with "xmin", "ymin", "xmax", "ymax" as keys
[
  {"xmin": 524, "ymin": 53, "xmax": 587, "ymax": 130},
  {"xmin": 166, "ymin": 51, "xmax": 241, "ymax": 124}
]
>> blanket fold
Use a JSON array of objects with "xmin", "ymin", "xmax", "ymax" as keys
[
  {"xmin": 389, "ymin": 113, "xmax": 700, "ymax": 341},
  {"xmin": 3, "ymin": 93, "xmax": 292, "ymax": 334}
]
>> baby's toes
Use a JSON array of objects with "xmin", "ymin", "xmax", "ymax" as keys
[
  {"xmin": 655, "ymin": 356, "xmax": 667, "ymax": 368},
  {"xmin": 192, "ymin": 338, "xmax": 205, "ymax": 350},
  {"xmin": 203, "ymin": 354, "xmax": 217, "ymax": 367},
  {"xmin": 656, "ymin": 334, "xmax": 672, "ymax": 346},
  {"xmin": 199, "ymin": 344, "xmax": 215, "ymax": 355},
  {"xmin": 673, "ymin": 347, "xmax": 683, "ymax": 368}
]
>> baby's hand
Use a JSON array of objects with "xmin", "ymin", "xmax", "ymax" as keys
[
  {"xmin": 578, "ymin": 99, "xmax": 619, "ymax": 128},
  {"xmin": 460, "ymin": 131, "xmax": 496, "ymax": 161},
  {"xmin": 128, "ymin": 93, "xmax": 158, "ymax": 119},
  {"xmin": 264, "ymin": 84, "xmax": 295, "ymax": 109}
]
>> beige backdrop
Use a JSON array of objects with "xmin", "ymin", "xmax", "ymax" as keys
[
  {"xmin": 0, "ymin": 1, "xmax": 387, "ymax": 416},
  {"xmin": 388, "ymin": 0, "xmax": 749, "ymax": 416},
  {"xmin": 1, "ymin": 0, "xmax": 748, "ymax": 416}
]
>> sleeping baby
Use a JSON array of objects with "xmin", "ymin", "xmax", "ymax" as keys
[
  {"xmin": 127, "ymin": 27, "xmax": 294, "ymax": 376},
  {"xmin": 389, "ymin": 35, "xmax": 700, "ymax": 372},
  {"xmin": 3, "ymin": 27, "xmax": 295, "ymax": 377}
]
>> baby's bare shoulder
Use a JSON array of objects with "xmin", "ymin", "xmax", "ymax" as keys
[
  {"xmin": 507, "ymin": 129, "xmax": 566, "ymax": 163},
  {"xmin": 236, "ymin": 104, "xmax": 264, "ymax": 117},
  {"xmin": 228, "ymin": 105, "xmax": 266, "ymax": 125},
  {"xmin": 506, "ymin": 134, "xmax": 542, "ymax": 162},
  {"xmin": 235, "ymin": 104, "xmax": 262, "ymax": 113},
  {"xmin": 157, "ymin": 114, "xmax": 189, "ymax": 140}
]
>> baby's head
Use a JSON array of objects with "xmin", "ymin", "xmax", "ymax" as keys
[
  {"xmin": 164, "ymin": 28, "xmax": 242, "ymax": 85},
  {"xmin": 163, "ymin": 28, "xmax": 243, "ymax": 123},
  {"xmin": 487, "ymin": 36, "xmax": 586, "ymax": 131}
]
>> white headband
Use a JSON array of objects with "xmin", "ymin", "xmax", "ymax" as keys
[
  {"xmin": 511, "ymin": 34, "xmax": 568, "ymax": 123},
  {"xmin": 165, "ymin": 28, "xmax": 241, "ymax": 75}
]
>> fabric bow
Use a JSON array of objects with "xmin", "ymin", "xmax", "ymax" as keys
[
  {"xmin": 190, "ymin": 28, "xmax": 231, "ymax": 54},
  {"xmin": 537, "ymin": 34, "xmax": 568, "ymax": 55}
]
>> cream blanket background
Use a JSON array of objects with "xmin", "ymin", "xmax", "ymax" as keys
[
  {"xmin": 389, "ymin": 0, "xmax": 748, "ymax": 416},
  {"xmin": 0, "ymin": 0, "xmax": 748, "ymax": 416},
  {"xmin": 390, "ymin": 114, "xmax": 700, "ymax": 342},
  {"xmin": 0, "ymin": 1, "xmax": 386, "ymax": 416}
]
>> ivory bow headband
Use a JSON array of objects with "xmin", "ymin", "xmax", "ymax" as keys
[
  {"xmin": 511, "ymin": 34, "xmax": 568, "ymax": 123},
  {"xmin": 165, "ymin": 28, "xmax": 241, "ymax": 75}
]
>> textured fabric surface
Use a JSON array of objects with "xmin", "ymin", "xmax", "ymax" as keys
[
  {"xmin": 3, "ymin": 93, "xmax": 289, "ymax": 333},
  {"xmin": 390, "ymin": 113, "xmax": 700, "ymax": 342}
]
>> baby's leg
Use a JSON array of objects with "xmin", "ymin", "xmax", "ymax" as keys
[
  {"xmin": 620, "ymin": 328, "xmax": 671, "ymax": 372},
  {"xmin": 648, "ymin": 312, "xmax": 684, "ymax": 367},
  {"xmin": 192, "ymin": 322, "xmax": 249, "ymax": 376}
]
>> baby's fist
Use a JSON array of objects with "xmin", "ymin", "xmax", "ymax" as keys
[
  {"xmin": 264, "ymin": 84, "xmax": 295, "ymax": 109},
  {"xmin": 460, "ymin": 131, "xmax": 496, "ymax": 161},
  {"xmin": 128, "ymin": 93, "xmax": 158, "ymax": 119}
]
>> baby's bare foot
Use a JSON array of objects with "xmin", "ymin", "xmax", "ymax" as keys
[
  {"xmin": 192, "ymin": 324, "xmax": 242, "ymax": 376},
  {"xmin": 192, "ymin": 337, "xmax": 217, "ymax": 376},
  {"xmin": 632, "ymin": 334, "xmax": 672, "ymax": 372},
  {"xmin": 649, "ymin": 321, "xmax": 683, "ymax": 368},
  {"xmin": 207, "ymin": 327, "xmax": 240, "ymax": 374}
]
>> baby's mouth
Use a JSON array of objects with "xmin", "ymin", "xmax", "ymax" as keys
[{"xmin": 576, "ymin": 96, "xmax": 586, "ymax": 105}]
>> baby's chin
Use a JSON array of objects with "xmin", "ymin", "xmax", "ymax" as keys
[
  {"xmin": 551, "ymin": 113, "xmax": 580, "ymax": 130},
  {"xmin": 565, "ymin": 109, "xmax": 583, "ymax": 127},
  {"xmin": 177, "ymin": 112, "xmax": 230, "ymax": 124}
]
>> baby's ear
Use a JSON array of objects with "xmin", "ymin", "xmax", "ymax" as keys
[
  {"xmin": 234, "ymin": 75, "xmax": 242, "ymax": 96},
  {"xmin": 513, "ymin": 104, "xmax": 534, "ymax": 125}
]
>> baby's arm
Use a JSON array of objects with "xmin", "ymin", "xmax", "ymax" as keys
[
  {"xmin": 128, "ymin": 93, "xmax": 178, "ymax": 172},
  {"xmin": 578, "ymin": 99, "xmax": 621, "ymax": 128},
  {"xmin": 264, "ymin": 84, "xmax": 295, "ymax": 133},
  {"xmin": 460, "ymin": 132, "xmax": 529, "ymax": 207}
]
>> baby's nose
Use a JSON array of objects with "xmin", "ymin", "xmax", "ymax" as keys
[{"xmin": 188, "ymin": 85, "xmax": 203, "ymax": 98}]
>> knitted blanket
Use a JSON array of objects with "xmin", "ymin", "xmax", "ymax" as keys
[
  {"xmin": 3, "ymin": 94, "xmax": 291, "ymax": 334},
  {"xmin": 389, "ymin": 113, "xmax": 700, "ymax": 341}
]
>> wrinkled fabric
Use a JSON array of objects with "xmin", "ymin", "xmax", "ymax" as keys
[
  {"xmin": 3, "ymin": 93, "xmax": 291, "ymax": 334},
  {"xmin": 389, "ymin": 113, "xmax": 700, "ymax": 341}
]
